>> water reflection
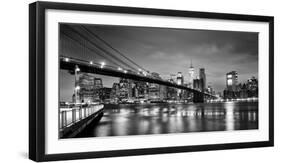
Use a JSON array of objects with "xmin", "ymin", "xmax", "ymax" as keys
[
  {"xmin": 225, "ymin": 102, "xmax": 235, "ymax": 131},
  {"xmin": 76, "ymin": 102, "xmax": 258, "ymax": 138}
]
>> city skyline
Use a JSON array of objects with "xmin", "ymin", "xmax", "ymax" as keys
[
  {"xmin": 60, "ymin": 69, "xmax": 258, "ymax": 102},
  {"xmin": 60, "ymin": 24, "xmax": 258, "ymax": 101},
  {"xmin": 58, "ymin": 23, "xmax": 260, "ymax": 139}
]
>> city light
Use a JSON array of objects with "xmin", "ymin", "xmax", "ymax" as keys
[
  {"xmin": 100, "ymin": 62, "xmax": 105, "ymax": 68},
  {"xmin": 64, "ymin": 57, "xmax": 69, "ymax": 62},
  {"xmin": 75, "ymin": 86, "xmax": 80, "ymax": 90},
  {"xmin": 65, "ymin": 59, "xmax": 258, "ymax": 106},
  {"xmin": 58, "ymin": 26, "xmax": 260, "ymax": 139},
  {"xmin": 143, "ymin": 71, "xmax": 148, "ymax": 76},
  {"xmin": 75, "ymin": 67, "xmax": 80, "ymax": 72}
]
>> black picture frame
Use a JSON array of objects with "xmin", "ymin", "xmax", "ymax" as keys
[{"xmin": 29, "ymin": 1, "xmax": 274, "ymax": 162}]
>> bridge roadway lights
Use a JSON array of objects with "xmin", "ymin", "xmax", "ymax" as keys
[{"xmin": 60, "ymin": 58, "xmax": 216, "ymax": 101}]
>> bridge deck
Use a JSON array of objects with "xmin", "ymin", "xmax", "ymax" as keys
[{"xmin": 59, "ymin": 56, "xmax": 215, "ymax": 98}]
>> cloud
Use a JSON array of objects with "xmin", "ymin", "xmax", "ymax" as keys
[{"xmin": 60, "ymin": 24, "xmax": 258, "ymax": 94}]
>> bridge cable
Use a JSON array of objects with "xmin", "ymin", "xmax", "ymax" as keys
[
  {"xmin": 61, "ymin": 31, "xmax": 125, "ymax": 69},
  {"xmin": 66, "ymin": 25, "xmax": 139, "ymax": 72},
  {"xmin": 81, "ymin": 25, "xmax": 149, "ymax": 73}
]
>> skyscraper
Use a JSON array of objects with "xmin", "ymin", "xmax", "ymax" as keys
[
  {"xmin": 246, "ymin": 76, "xmax": 258, "ymax": 97},
  {"xmin": 193, "ymin": 78, "xmax": 204, "ymax": 92},
  {"xmin": 119, "ymin": 78, "xmax": 133, "ymax": 100},
  {"xmin": 226, "ymin": 71, "xmax": 238, "ymax": 91},
  {"xmin": 176, "ymin": 72, "xmax": 184, "ymax": 85},
  {"xmin": 199, "ymin": 68, "xmax": 206, "ymax": 91},
  {"xmin": 78, "ymin": 73, "xmax": 95, "ymax": 103},
  {"xmin": 176, "ymin": 72, "xmax": 184, "ymax": 99},
  {"xmin": 77, "ymin": 74, "xmax": 104, "ymax": 103},
  {"xmin": 110, "ymin": 83, "xmax": 120, "ymax": 103},
  {"xmin": 188, "ymin": 60, "xmax": 195, "ymax": 88}
]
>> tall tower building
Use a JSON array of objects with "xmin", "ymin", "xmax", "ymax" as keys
[
  {"xmin": 176, "ymin": 72, "xmax": 184, "ymax": 85},
  {"xmin": 193, "ymin": 78, "xmax": 204, "ymax": 92},
  {"xmin": 199, "ymin": 68, "xmax": 206, "ymax": 92},
  {"xmin": 119, "ymin": 78, "xmax": 133, "ymax": 100},
  {"xmin": 188, "ymin": 60, "xmax": 195, "ymax": 88},
  {"xmin": 176, "ymin": 72, "xmax": 184, "ymax": 99},
  {"xmin": 226, "ymin": 71, "xmax": 238, "ymax": 91},
  {"xmin": 75, "ymin": 73, "xmax": 104, "ymax": 103}
]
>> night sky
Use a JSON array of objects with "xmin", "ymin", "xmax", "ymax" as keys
[{"xmin": 60, "ymin": 24, "xmax": 258, "ymax": 102}]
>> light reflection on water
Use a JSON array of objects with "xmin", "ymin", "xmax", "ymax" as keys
[{"xmin": 76, "ymin": 102, "xmax": 258, "ymax": 138}]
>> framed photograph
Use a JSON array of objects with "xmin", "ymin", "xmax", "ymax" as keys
[{"xmin": 29, "ymin": 1, "xmax": 274, "ymax": 162}]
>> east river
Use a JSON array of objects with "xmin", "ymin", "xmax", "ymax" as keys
[{"xmin": 75, "ymin": 101, "xmax": 258, "ymax": 138}]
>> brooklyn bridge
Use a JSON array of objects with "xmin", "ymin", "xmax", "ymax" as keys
[{"xmin": 59, "ymin": 24, "xmax": 258, "ymax": 138}]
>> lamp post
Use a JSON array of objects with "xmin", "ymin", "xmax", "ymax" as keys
[{"xmin": 74, "ymin": 65, "xmax": 80, "ymax": 104}]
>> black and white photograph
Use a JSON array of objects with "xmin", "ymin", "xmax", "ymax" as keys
[
  {"xmin": 59, "ymin": 23, "xmax": 259, "ymax": 139},
  {"xmin": 26, "ymin": 1, "xmax": 275, "ymax": 161}
]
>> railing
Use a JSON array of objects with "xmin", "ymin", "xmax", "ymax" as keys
[{"xmin": 59, "ymin": 104, "xmax": 104, "ymax": 129}]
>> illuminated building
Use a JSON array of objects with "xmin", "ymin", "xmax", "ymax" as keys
[
  {"xmin": 188, "ymin": 60, "xmax": 195, "ymax": 88},
  {"xmin": 226, "ymin": 71, "xmax": 238, "ymax": 91},
  {"xmin": 224, "ymin": 71, "xmax": 238, "ymax": 99},
  {"xmin": 207, "ymin": 85, "xmax": 213, "ymax": 94},
  {"xmin": 99, "ymin": 87, "xmax": 112, "ymax": 102},
  {"xmin": 177, "ymin": 72, "xmax": 184, "ymax": 85},
  {"xmin": 199, "ymin": 68, "xmax": 206, "ymax": 91},
  {"xmin": 148, "ymin": 83, "xmax": 160, "ymax": 100},
  {"xmin": 159, "ymin": 85, "xmax": 167, "ymax": 100},
  {"xmin": 193, "ymin": 78, "xmax": 204, "ymax": 92},
  {"xmin": 94, "ymin": 78, "xmax": 103, "ymax": 89},
  {"xmin": 167, "ymin": 86, "xmax": 177, "ymax": 100},
  {"xmin": 110, "ymin": 83, "xmax": 120, "ymax": 103},
  {"xmin": 147, "ymin": 72, "xmax": 161, "ymax": 100},
  {"xmin": 176, "ymin": 72, "xmax": 184, "ymax": 99},
  {"xmin": 119, "ymin": 78, "xmax": 133, "ymax": 100},
  {"xmin": 76, "ymin": 74, "xmax": 103, "ymax": 103},
  {"xmin": 134, "ymin": 81, "xmax": 148, "ymax": 99},
  {"xmin": 247, "ymin": 76, "xmax": 258, "ymax": 97}
]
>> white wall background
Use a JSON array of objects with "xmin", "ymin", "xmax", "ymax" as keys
[{"xmin": 0, "ymin": 0, "xmax": 279, "ymax": 162}]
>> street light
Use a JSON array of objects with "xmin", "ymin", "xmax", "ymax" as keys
[
  {"xmin": 100, "ymin": 62, "xmax": 105, "ymax": 68},
  {"xmin": 75, "ymin": 66, "xmax": 80, "ymax": 72},
  {"xmin": 118, "ymin": 67, "xmax": 122, "ymax": 71},
  {"xmin": 124, "ymin": 70, "xmax": 128, "ymax": 74},
  {"xmin": 89, "ymin": 61, "xmax": 93, "ymax": 65},
  {"xmin": 75, "ymin": 86, "xmax": 80, "ymax": 90},
  {"xmin": 64, "ymin": 57, "xmax": 69, "ymax": 62}
]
